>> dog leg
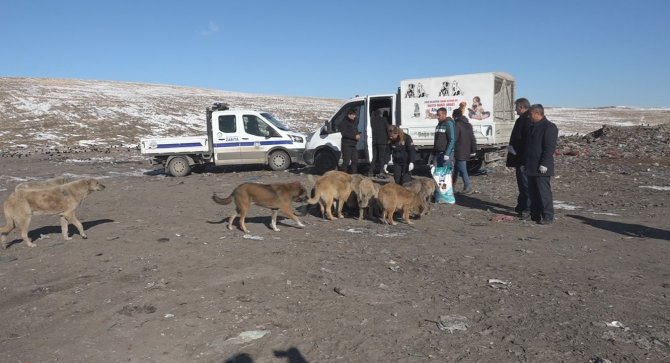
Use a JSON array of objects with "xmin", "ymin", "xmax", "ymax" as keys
[
  {"xmin": 324, "ymin": 198, "xmax": 335, "ymax": 220},
  {"xmin": 18, "ymin": 216, "xmax": 36, "ymax": 247},
  {"xmin": 336, "ymin": 199, "xmax": 345, "ymax": 219},
  {"xmin": 227, "ymin": 211, "xmax": 238, "ymax": 231},
  {"xmin": 64, "ymin": 211, "xmax": 86, "ymax": 239},
  {"xmin": 280, "ymin": 206, "xmax": 305, "ymax": 229},
  {"xmin": 387, "ymin": 209, "xmax": 397, "ymax": 225},
  {"xmin": 238, "ymin": 209, "xmax": 250, "ymax": 233},
  {"xmin": 60, "ymin": 216, "xmax": 72, "ymax": 240},
  {"xmin": 403, "ymin": 209, "xmax": 413, "ymax": 225},
  {"xmin": 270, "ymin": 210, "xmax": 280, "ymax": 232}
]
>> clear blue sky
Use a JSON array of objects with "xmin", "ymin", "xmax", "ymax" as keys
[{"xmin": 2, "ymin": 0, "xmax": 669, "ymax": 107}]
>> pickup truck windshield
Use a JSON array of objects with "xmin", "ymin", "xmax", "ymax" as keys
[{"xmin": 261, "ymin": 113, "xmax": 290, "ymax": 131}]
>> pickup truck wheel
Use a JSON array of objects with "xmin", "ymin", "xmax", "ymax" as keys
[
  {"xmin": 268, "ymin": 150, "xmax": 291, "ymax": 171},
  {"xmin": 314, "ymin": 150, "xmax": 337, "ymax": 175},
  {"xmin": 167, "ymin": 156, "xmax": 191, "ymax": 177}
]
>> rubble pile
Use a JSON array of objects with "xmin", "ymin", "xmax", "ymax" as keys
[{"xmin": 557, "ymin": 123, "xmax": 670, "ymax": 161}]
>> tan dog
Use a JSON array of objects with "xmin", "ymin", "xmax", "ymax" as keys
[
  {"xmin": 377, "ymin": 183, "xmax": 427, "ymax": 225},
  {"xmin": 348, "ymin": 175, "xmax": 381, "ymax": 220},
  {"xmin": 403, "ymin": 176, "xmax": 437, "ymax": 204},
  {"xmin": 307, "ymin": 170, "xmax": 353, "ymax": 220},
  {"xmin": 212, "ymin": 181, "xmax": 307, "ymax": 233},
  {"xmin": 14, "ymin": 175, "xmax": 70, "ymax": 191},
  {"xmin": 1, "ymin": 178, "xmax": 106, "ymax": 248}
]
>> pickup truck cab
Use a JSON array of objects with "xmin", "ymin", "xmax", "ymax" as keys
[{"xmin": 140, "ymin": 103, "xmax": 306, "ymax": 176}]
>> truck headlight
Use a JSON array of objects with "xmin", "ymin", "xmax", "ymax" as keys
[{"xmin": 290, "ymin": 135, "xmax": 304, "ymax": 143}]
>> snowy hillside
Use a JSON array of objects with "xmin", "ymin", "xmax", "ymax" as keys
[
  {"xmin": 0, "ymin": 78, "xmax": 342, "ymax": 151},
  {"xmin": 1, "ymin": 77, "xmax": 668, "ymax": 152}
]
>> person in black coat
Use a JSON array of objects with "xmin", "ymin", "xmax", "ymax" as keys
[
  {"xmin": 506, "ymin": 98, "xmax": 532, "ymax": 218},
  {"xmin": 370, "ymin": 109, "xmax": 389, "ymax": 177},
  {"xmin": 386, "ymin": 125, "xmax": 417, "ymax": 185},
  {"xmin": 452, "ymin": 108, "xmax": 477, "ymax": 194},
  {"xmin": 523, "ymin": 104, "xmax": 558, "ymax": 225},
  {"xmin": 339, "ymin": 108, "xmax": 360, "ymax": 174}
]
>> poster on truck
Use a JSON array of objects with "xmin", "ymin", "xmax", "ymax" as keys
[{"xmin": 400, "ymin": 73, "xmax": 495, "ymax": 125}]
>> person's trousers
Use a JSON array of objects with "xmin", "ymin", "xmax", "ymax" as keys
[
  {"xmin": 392, "ymin": 163, "xmax": 411, "ymax": 185},
  {"xmin": 371, "ymin": 144, "xmax": 388, "ymax": 175},
  {"xmin": 527, "ymin": 175, "xmax": 554, "ymax": 221},
  {"xmin": 452, "ymin": 160, "xmax": 471, "ymax": 189},
  {"xmin": 515, "ymin": 166, "xmax": 531, "ymax": 213},
  {"xmin": 340, "ymin": 145, "xmax": 358, "ymax": 174}
]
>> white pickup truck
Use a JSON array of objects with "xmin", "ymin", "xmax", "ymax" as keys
[{"xmin": 140, "ymin": 103, "xmax": 307, "ymax": 176}]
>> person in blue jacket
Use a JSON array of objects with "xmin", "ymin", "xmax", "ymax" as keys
[{"xmin": 523, "ymin": 104, "xmax": 558, "ymax": 225}]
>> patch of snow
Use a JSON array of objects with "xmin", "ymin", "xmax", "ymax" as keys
[
  {"xmin": 554, "ymin": 200, "xmax": 581, "ymax": 210},
  {"xmin": 639, "ymin": 185, "xmax": 670, "ymax": 191}
]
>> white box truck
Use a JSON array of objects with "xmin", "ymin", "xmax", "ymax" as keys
[
  {"xmin": 140, "ymin": 103, "xmax": 307, "ymax": 176},
  {"xmin": 303, "ymin": 72, "xmax": 515, "ymax": 174}
]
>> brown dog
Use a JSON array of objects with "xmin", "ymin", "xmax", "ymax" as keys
[
  {"xmin": 212, "ymin": 181, "xmax": 307, "ymax": 233},
  {"xmin": 15, "ymin": 175, "xmax": 70, "ymax": 191},
  {"xmin": 307, "ymin": 170, "xmax": 352, "ymax": 220},
  {"xmin": 348, "ymin": 175, "xmax": 380, "ymax": 220},
  {"xmin": 403, "ymin": 176, "xmax": 437, "ymax": 204},
  {"xmin": 377, "ymin": 183, "xmax": 427, "ymax": 225},
  {"xmin": 1, "ymin": 178, "xmax": 106, "ymax": 248}
]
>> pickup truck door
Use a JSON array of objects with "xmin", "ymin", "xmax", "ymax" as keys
[
  {"xmin": 212, "ymin": 113, "xmax": 243, "ymax": 164},
  {"xmin": 239, "ymin": 114, "xmax": 280, "ymax": 163}
]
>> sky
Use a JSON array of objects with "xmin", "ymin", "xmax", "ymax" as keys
[{"xmin": 1, "ymin": 0, "xmax": 669, "ymax": 108}]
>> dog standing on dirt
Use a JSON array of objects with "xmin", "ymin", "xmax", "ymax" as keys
[
  {"xmin": 212, "ymin": 182, "xmax": 307, "ymax": 233},
  {"xmin": 347, "ymin": 174, "xmax": 381, "ymax": 220},
  {"xmin": 403, "ymin": 176, "xmax": 437, "ymax": 204},
  {"xmin": 377, "ymin": 183, "xmax": 427, "ymax": 225},
  {"xmin": 307, "ymin": 170, "xmax": 353, "ymax": 220},
  {"xmin": 1, "ymin": 178, "xmax": 106, "ymax": 248}
]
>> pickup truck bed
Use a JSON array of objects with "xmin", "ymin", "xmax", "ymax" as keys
[{"xmin": 140, "ymin": 136, "xmax": 209, "ymax": 155}]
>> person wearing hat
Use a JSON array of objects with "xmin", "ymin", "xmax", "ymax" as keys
[{"xmin": 339, "ymin": 108, "xmax": 361, "ymax": 174}]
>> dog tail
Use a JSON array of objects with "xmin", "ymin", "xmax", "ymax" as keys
[
  {"xmin": 305, "ymin": 186, "xmax": 321, "ymax": 205},
  {"xmin": 212, "ymin": 193, "xmax": 233, "ymax": 205}
]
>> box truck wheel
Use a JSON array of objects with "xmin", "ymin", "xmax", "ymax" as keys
[
  {"xmin": 268, "ymin": 150, "xmax": 291, "ymax": 171},
  {"xmin": 467, "ymin": 159, "xmax": 483, "ymax": 173},
  {"xmin": 314, "ymin": 150, "xmax": 337, "ymax": 175},
  {"xmin": 167, "ymin": 156, "xmax": 191, "ymax": 177}
]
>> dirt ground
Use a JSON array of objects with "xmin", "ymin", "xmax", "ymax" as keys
[{"xmin": 0, "ymin": 147, "xmax": 669, "ymax": 363}]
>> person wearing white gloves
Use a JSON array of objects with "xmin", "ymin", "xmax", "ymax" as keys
[
  {"xmin": 507, "ymin": 98, "xmax": 532, "ymax": 219},
  {"xmin": 386, "ymin": 125, "xmax": 417, "ymax": 185},
  {"xmin": 523, "ymin": 104, "xmax": 558, "ymax": 225}
]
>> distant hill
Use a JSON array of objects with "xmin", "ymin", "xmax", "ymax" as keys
[
  {"xmin": 0, "ymin": 78, "xmax": 342, "ymax": 151},
  {"xmin": 1, "ymin": 77, "xmax": 668, "ymax": 152}
]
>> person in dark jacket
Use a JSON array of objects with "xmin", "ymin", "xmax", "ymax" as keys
[
  {"xmin": 507, "ymin": 98, "xmax": 532, "ymax": 219},
  {"xmin": 523, "ymin": 104, "xmax": 558, "ymax": 225},
  {"xmin": 451, "ymin": 108, "xmax": 477, "ymax": 194},
  {"xmin": 370, "ymin": 109, "xmax": 389, "ymax": 177},
  {"xmin": 339, "ymin": 108, "xmax": 360, "ymax": 174},
  {"xmin": 432, "ymin": 107, "xmax": 455, "ymax": 167},
  {"xmin": 386, "ymin": 125, "xmax": 417, "ymax": 185}
]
